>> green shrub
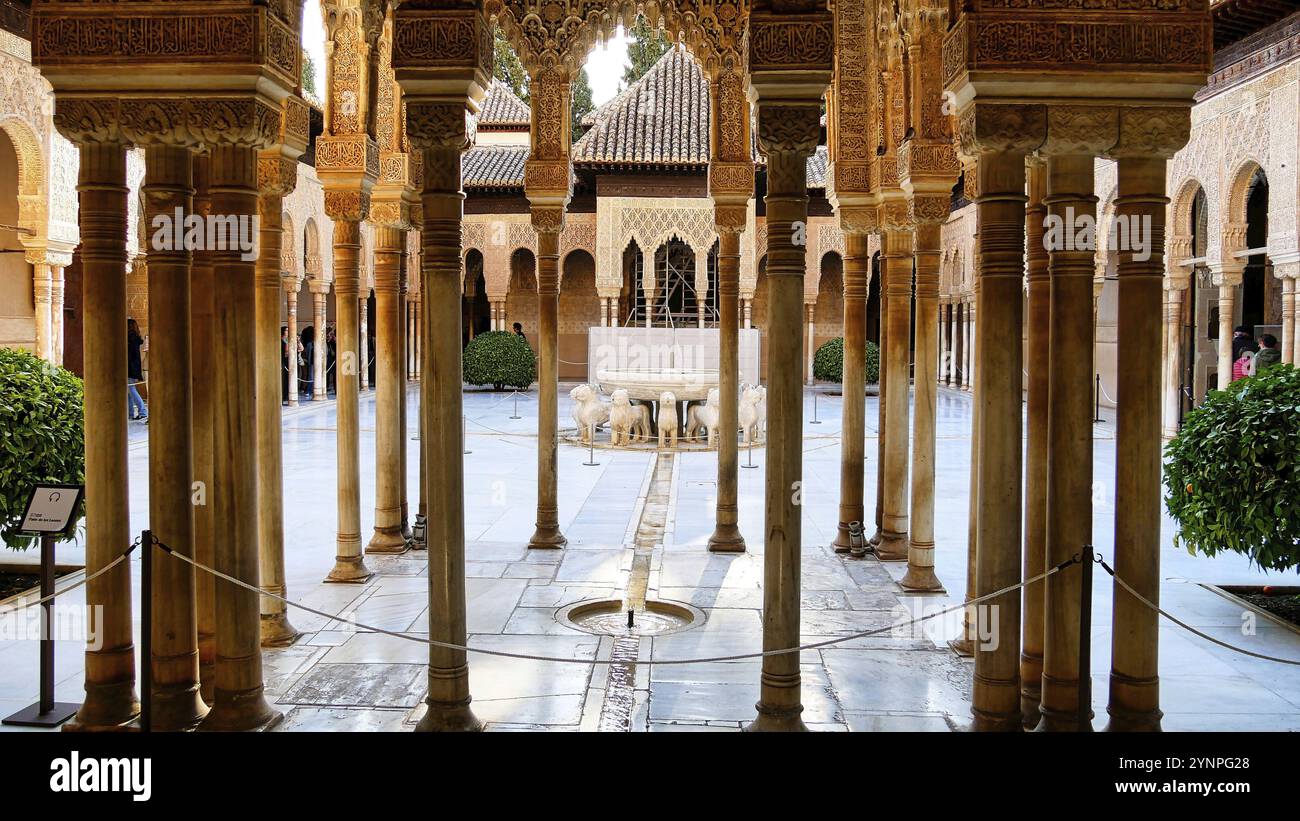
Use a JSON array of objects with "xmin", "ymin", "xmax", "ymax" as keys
[
  {"xmin": 813, "ymin": 337, "xmax": 880, "ymax": 385},
  {"xmin": 0, "ymin": 348, "xmax": 84, "ymax": 550},
  {"xmin": 1164, "ymin": 364, "xmax": 1300, "ymax": 573},
  {"xmin": 462, "ymin": 330, "xmax": 536, "ymax": 390}
]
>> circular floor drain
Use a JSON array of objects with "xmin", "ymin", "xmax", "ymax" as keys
[{"xmin": 556, "ymin": 598, "xmax": 705, "ymax": 637}]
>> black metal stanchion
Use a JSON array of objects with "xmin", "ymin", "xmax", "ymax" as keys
[
  {"xmin": 463, "ymin": 415, "xmax": 471, "ymax": 455},
  {"xmin": 810, "ymin": 388, "xmax": 821, "ymax": 424},
  {"xmin": 140, "ymin": 529, "xmax": 152, "ymax": 733},
  {"xmin": 1093, "ymin": 374, "xmax": 1103, "ymax": 422},
  {"xmin": 2, "ymin": 533, "xmax": 80, "ymax": 727},
  {"xmin": 742, "ymin": 434, "xmax": 758, "ymax": 469},
  {"xmin": 510, "ymin": 391, "xmax": 521, "ymax": 420},
  {"xmin": 583, "ymin": 423, "xmax": 600, "ymax": 466},
  {"xmin": 848, "ymin": 520, "xmax": 866, "ymax": 558},
  {"xmin": 1078, "ymin": 545, "xmax": 1093, "ymax": 732}
]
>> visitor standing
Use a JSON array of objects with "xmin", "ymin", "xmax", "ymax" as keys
[
  {"xmin": 127, "ymin": 318, "xmax": 147, "ymax": 421},
  {"xmin": 300, "ymin": 325, "xmax": 315, "ymax": 400},
  {"xmin": 1231, "ymin": 325, "xmax": 1256, "ymax": 362},
  {"xmin": 1250, "ymin": 333, "xmax": 1282, "ymax": 375},
  {"xmin": 281, "ymin": 325, "xmax": 290, "ymax": 403}
]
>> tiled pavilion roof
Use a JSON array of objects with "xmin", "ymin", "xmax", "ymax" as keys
[
  {"xmin": 478, "ymin": 79, "xmax": 531, "ymax": 130},
  {"xmin": 463, "ymin": 145, "xmax": 530, "ymax": 190}
]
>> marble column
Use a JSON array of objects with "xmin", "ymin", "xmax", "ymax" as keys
[
  {"xmin": 256, "ymin": 164, "xmax": 299, "ymax": 646},
  {"xmin": 963, "ymin": 301, "xmax": 974, "ymax": 390},
  {"xmin": 871, "ymin": 263, "xmax": 888, "ymax": 545},
  {"xmin": 199, "ymin": 142, "xmax": 280, "ymax": 732},
  {"xmin": 326, "ymin": 219, "xmax": 373, "ymax": 583},
  {"xmin": 747, "ymin": 103, "xmax": 820, "ymax": 733},
  {"xmin": 708, "ymin": 218, "xmax": 746, "ymax": 552},
  {"xmin": 32, "ymin": 262, "xmax": 52, "ymax": 361},
  {"xmin": 744, "ymin": 299, "xmax": 752, "ymax": 329},
  {"xmin": 313, "ymin": 286, "xmax": 328, "ymax": 399},
  {"xmin": 877, "ymin": 225, "xmax": 913, "ymax": 561},
  {"xmin": 1021, "ymin": 157, "xmax": 1049, "ymax": 724},
  {"xmin": 412, "ymin": 117, "xmax": 481, "ymax": 732},
  {"xmin": 406, "ymin": 300, "xmax": 416, "ymax": 379},
  {"xmin": 286, "ymin": 285, "xmax": 300, "ymax": 406},
  {"xmin": 805, "ymin": 303, "xmax": 816, "ymax": 385},
  {"xmin": 360, "ymin": 294, "xmax": 370, "ymax": 391},
  {"xmin": 368, "ymin": 224, "xmax": 408, "ymax": 553},
  {"xmin": 191, "ymin": 155, "xmax": 217, "ymax": 704},
  {"xmin": 970, "ymin": 151, "xmax": 1026, "ymax": 732},
  {"xmin": 1216, "ymin": 268, "xmax": 1241, "ymax": 389},
  {"xmin": 67, "ymin": 142, "xmax": 139, "ymax": 730},
  {"xmin": 142, "ymin": 144, "xmax": 206, "ymax": 730},
  {"xmin": 399, "ymin": 249, "xmax": 412, "ymax": 543},
  {"xmin": 1038, "ymin": 153, "xmax": 1097, "ymax": 732},
  {"xmin": 902, "ymin": 219, "xmax": 942, "ymax": 590},
  {"xmin": 51, "ymin": 265, "xmax": 65, "ymax": 365},
  {"xmin": 1107, "ymin": 148, "xmax": 1175, "ymax": 732},
  {"xmin": 529, "ymin": 213, "xmax": 566, "ymax": 549},
  {"xmin": 833, "ymin": 232, "xmax": 869, "ymax": 552},
  {"xmin": 1281, "ymin": 276, "xmax": 1295, "ymax": 364},
  {"xmin": 1162, "ymin": 283, "xmax": 1186, "ymax": 438}
]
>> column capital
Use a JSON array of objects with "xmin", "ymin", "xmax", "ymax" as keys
[
  {"xmin": 1108, "ymin": 106, "xmax": 1192, "ymax": 160},
  {"xmin": 957, "ymin": 103, "xmax": 1046, "ymax": 157},
  {"xmin": 1040, "ymin": 105, "xmax": 1118, "ymax": 157},
  {"xmin": 530, "ymin": 205, "xmax": 565, "ymax": 237}
]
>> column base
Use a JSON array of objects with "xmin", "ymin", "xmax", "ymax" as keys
[
  {"xmin": 707, "ymin": 523, "xmax": 746, "ymax": 553},
  {"xmin": 148, "ymin": 684, "xmax": 208, "ymax": 732},
  {"xmin": 969, "ymin": 710, "xmax": 1024, "ymax": 732},
  {"xmin": 744, "ymin": 704, "xmax": 809, "ymax": 733},
  {"xmin": 527, "ymin": 524, "xmax": 567, "ymax": 550},
  {"xmin": 1034, "ymin": 705, "xmax": 1094, "ymax": 732},
  {"xmin": 1104, "ymin": 706, "xmax": 1163, "ymax": 732},
  {"xmin": 875, "ymin": 530, "xmax": 909, "ymax": 561},
  {"xmin": 832, "ymin": 520, "xmax": 861, "ymax": 553},
  {"xmin": 1021, "ymin": 691, "xmax": 1041, "ymax": 730},
  {"xmin": 260, "ymin": 612, "xmax": 302, "ymax": 647},
  {"xmin": 414, "ymin": 699, "xmax": 485, "ymax": 733},
  {"xmin": 198, "ymin": 690, "xmax": 282, "ymax": 732},
  {"xmin": 325, "ymin": 555, "xmax": 374, "ymax": 584},
  {"xmin": 948, "ymin": 637, "xmax": 975, "ymax": 657},
  {"xmin": 900, "ymin": 564, "xmax": 943, "ymax": 591},
  {"xmin": 62, "ymin": 679, "xmax": 140, "ymax": 732},
  {"xmin": 366, "ymin": 527, "xmax": 409, "ymax": 554}
]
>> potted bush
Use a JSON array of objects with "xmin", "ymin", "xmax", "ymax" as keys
[
  {"xmin": 813, "ymin": 337, "xmax": 880, "ymax": 386},
  {"xmin": 0, "ymin": 348, "xmax": 85, "ymax": 550},
  {"xmin": 1164, "ymin": 364, "xmax": 1300, "ymax": 573},
  {"xmin": 462, "ymin": 330, "xmax": 536, "ymax": 391}
]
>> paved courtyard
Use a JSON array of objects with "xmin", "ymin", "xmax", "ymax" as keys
[{"xmin": 3, "ymin": 384, "xmax": 1300, "ymax": 732}]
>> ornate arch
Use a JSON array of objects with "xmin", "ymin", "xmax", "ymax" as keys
[
  {"xmin": 304, "ymin": 217, "xmax": 323, "ymax": 280},
  {"xmin": 1223, "ymin": 158, "xmax": 1265, "ymax": 264},
  {"xmin": 281, "ymin": 210, "xmax": 298, "ymax": 278},
  {"xmin": 0, "ymin": 116, "xmax": 47, "ymax": 251}
]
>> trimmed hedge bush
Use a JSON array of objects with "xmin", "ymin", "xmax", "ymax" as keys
[
  {"xmin": 1164, "ymin": 364, "xmax": 1300, "ymax": 573},
  {"xmin": 813, "ymin": 337, "xmax": 880, "ymax": 385},
  {"xmin": 0, "ymin": 348, "xmax": 85, "ymax": 550},
  {"xmin": 463, "ymin": 330, "xmax": 536, "ymax": 390}
]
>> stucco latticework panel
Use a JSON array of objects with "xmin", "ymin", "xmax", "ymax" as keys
[
  {"xmin": 284, "ymin": 163, "xmax": 336, "ymax": 288},
  {"xmin": 941, "ymin": 203, "xmax": 976, "ymax": 300},
  {"xmin": 596, "ymin": 196, "xmax": 719, "ymax": 293}
]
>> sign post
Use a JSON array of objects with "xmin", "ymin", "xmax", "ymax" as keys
[{"xmin": 2, "ymin": 483, "xmax": 84, "ymax": 727}]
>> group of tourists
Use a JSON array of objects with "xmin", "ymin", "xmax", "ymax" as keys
[{"xmin": 1231, "ymin": 325, "xmax": 1283, "ymax": 382}]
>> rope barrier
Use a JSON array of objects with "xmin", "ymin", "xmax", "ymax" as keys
[{"xmin": 0, "ymin": 538, "xmax": 139, "ymax": 615}]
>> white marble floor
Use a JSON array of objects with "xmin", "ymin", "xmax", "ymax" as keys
[{"xmin": 2, "ymin": 382, "xmax": 1299, "ymax": 732}]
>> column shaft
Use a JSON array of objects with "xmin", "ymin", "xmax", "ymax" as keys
[
  {"xmin": 1107, "ymin": 156, "xmax": 1168, "ymax": 732},
  {"xmin": 287, "ymin": 289, "xmax": 299, "ymax": 406},
  {"xmin": 872, "ymin": 260, "xmax": 887, "ymax": 543},
  {"xmin": 834, "ymin": 233, "xmax": 869, "ymax": 552},
  {"xmin": 971, "ymin": 152, "xmax": 1026, "ymax": 732},
  {"xmin": 33, "ymin": 263, "xmax": 52, "ymax": 360},
  {"xmin": 709, "ymin": 227, "xmax": 745, "ymax": 551},
  {"xmin": 902, "ymin": 222, "xmax": 941, "ymax": 590},
  {"xmin": 1217, "ymin": 280, "xmax": 1236, "ymax": 389},
  {"xmin": 416, "ymin": 143, "xmax": 481, "ymax": 731},
  {"xmin": 877, "ymin": 227, "xmax": 913, "ymax": 560},
  {"xmin": 256, "ymin": 192, "xmax": 299, "ymax": 645},
  {"xmin": 199, "ymin": 143, "xmax": 280, "ymax": 731},
  {"xmin": 326, "ymin": 220, "xmax": 372, "ymax": 582},
  {"xmin": 68, "ymin": 143, "xmax": 139, "ymax": 730},
  {"xmin": 192, "ymin": 156, "xmax": 217, "ymax": 704},
  {"xmin": 368, "ymin": 225, "xmax": 408, "ymax": 553},
  {"xmin": 359, "ymin": 297, "xmax": 370, "ymax": 390},
  {"xmin": 1161, "ymin": 288, "xmax": 1184, "ymax": 438},
  {"xmin": 143, "ymin": 145, "xmax": 206, "ymax": 730},
  {"xmin": 1281, "ymin": 278, "xmax": 1295, "ymax": 363},
  {"xmin": 1038, "ymin": 154, "xmax": 1096, "ymax": 732},
  {"xmin": 314, "ymin": 291, "xmax": 327, "ymax": 398},
  {"xmin": 529, "ymin": 228, "xmax": 566, "ymax": 549}
]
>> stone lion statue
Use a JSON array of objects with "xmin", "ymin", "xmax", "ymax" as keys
[
  {"xmin": 739, "ymin": 383, "xmax": 766, "ymax": 445},
  {"xmin": 658, "ymin": 391, "xmax": 678, "ymax": 449},
  {"xmin": 685, "ymin": 387, "xmax": 721, "ymax": 448},
  {"xmin": 609, "ymin": 389, "xmax": 642, "ymax": 445},
  {"xmin": 569, "ymin": 383, "xmax": 609, "ymax": 444}
]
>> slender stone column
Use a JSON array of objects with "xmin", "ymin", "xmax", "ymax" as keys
[
  {"xmin": 805, "ymin": 303, "xmax": 816, "ymax": 385},
  {"xmin": 326, "ymin": 218, "xmax": 373, "ymax": 582},
  {"xmin": 368, "ymin": 224, "xmax": 408, "ymax": 553},
  {"xmin": 406, "ymin": 300, "xmax": 415, "ymax": 378},
  {"xmin": 708, "ymin": 218, "xmax": 746, "ymax": 552},
  {"xmin": 313, "ymin": 286, "xmax": 328, "ymax": 398},
  {"xmin": 1162, "ymin": 284, "xmax": 1186, "ymax": 438},
  {"xmin": 902, "ymin": 219, "xmax": 942, "ymax": 590},
  {"xmin": 950, "ymin": 385, "xmax": 980, "ymax": 658},
  {"xmin": 256, "ymin": 160, "xmax": 300, "ymax": 645},
  {"xmin": 871, "ymin": 265, "xmax": 888, "ymax": 545},
  {"xmin": 399, "ymin": 249, "xmax": 412, "ymax": 542},
  {"xmin": 66, "ymin": 142, "xmax": 139, "ymax": 730},
  {"xmin": 412, "ymin": 117, "xmax": 482, "ymax": 732},
  {"xmin": 1216, "ymin": 269, "xmax": 1241, "ymax": 389},
  {"xmin": 33, "ymin": 262, "xmax": 52, "ymax": 360},
  {"xmin": 963, "ymin": 301, "xmax": 974, "ymax": 390},
  {"xmin": 1281, "ymin": 277, "xmax": 1295, "ymax": 364},
  {"xmin": 948, "ymin": 303, "xmax": 958, "ymax": 386},
  {"xmin": 833, "ymin": 232, "xmax": 869, "ymax": 552},
  {"xmin": 744, "ymin": 300, "xmax": 752, "ymax": 329},
  {"xmin": 970, "ymin": 150, "xmax": 1027, "ymax": 732},
  {"xmin": 1021, "ymin": 157, "xmax": 1050, "ymax": 724},
  {"xmin": 529, "ymin": 213, "xmax": 566, "ymax": 549},
  {"xmin": 1108, "ymin": 147, "xmax": 1177, "ymax": 732},
  {"xmin": 748, "ymin": 103, "xmax": 820, "ymax": 733},
  {"xmin": 360, "ymin": 295, "xmax": 370, "ymax": 391},
  {"xmin": 877, "ymin": 225, "xmax": 913, "ymax": 561},
  {"xmin": 286, "ymin": 286, "xmax": 300, "ymax": 406},
  {"xmin": 143, "ymin": 145, "xmax": 207, "ymax": 730},
  {"xmin": 192, "ymin": 155, "xmax": 217, "ymax": 704},
  {"xmin": 1038, "ymin": 153, "xmax": 1097, "ymax": 732},
  {"xmin": 51, "ymin": 265, "xmax": 65, "ymax": 365},
  {"xmin": 199, "ymin": 142, "xmax": 281, "ymax": 732}
]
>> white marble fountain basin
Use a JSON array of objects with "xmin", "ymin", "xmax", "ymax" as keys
[{"xmin": 596, "ymin": 368, "xmax": 719, "ymax": 402}]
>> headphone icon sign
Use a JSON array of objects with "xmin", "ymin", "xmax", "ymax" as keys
[{"xmin": 48, "ymin": 491, "xmax": 61, "ymax": 504}]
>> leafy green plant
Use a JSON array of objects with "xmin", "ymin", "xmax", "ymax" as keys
[
  {"xmin": 1164, "ymin": 364, "xmax": 1300, "ymax": 572},
  {"xmin": 462, "ymin": 330, "xmax": 536, "ymax": 390},
  {"xmin": 0, "ymin": 348, "xmax": 84, "ymax": 549},
  {"xmin": 813, "ymin": 337, "xmax": 880, "ymax": 385}
]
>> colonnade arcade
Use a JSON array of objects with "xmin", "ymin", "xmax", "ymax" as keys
[{"xmin": 28, "ymin": 0, "xmax": 1211, "ymax": 733}]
